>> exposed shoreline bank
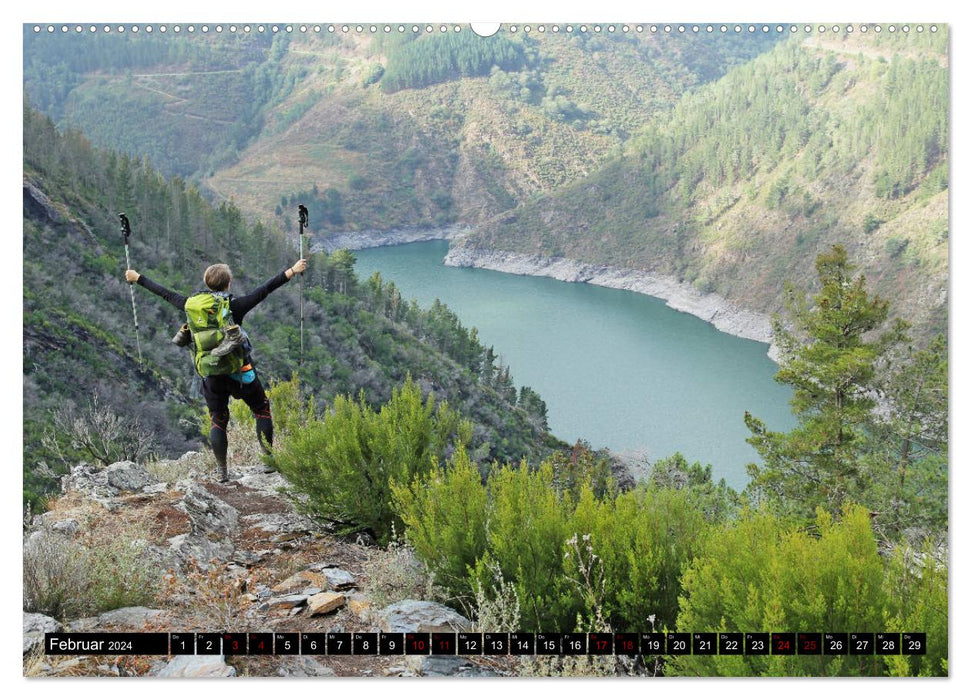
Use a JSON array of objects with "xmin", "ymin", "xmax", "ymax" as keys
[
  {"xmin": 313, "ymin": 228, "xmax": 780, "ymax": 361},
  {"xmin": 443, "ymin": 246, "xmax": 780, "ymax": 361},
  {"xmin": 313, "ymin": 226, "xmax": 467, "ymax": 253}
]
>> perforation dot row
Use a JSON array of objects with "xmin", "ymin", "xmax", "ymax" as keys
[{"xmin": 30, "ymin": 24, "xmax": 939, "ymax": 35}]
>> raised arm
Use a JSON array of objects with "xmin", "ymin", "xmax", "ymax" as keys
[
  {"xmin": 126, "ymin": 270, "xmax": 188, "ymax": 311},
  {"xmin": 230, "ymin": 259, "xmax": 306, "ymax": 322}
]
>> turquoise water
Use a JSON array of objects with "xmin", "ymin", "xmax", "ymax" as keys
[{"xmin": 352, "ymin": 240, "xmax": 795, "ymax": 489}]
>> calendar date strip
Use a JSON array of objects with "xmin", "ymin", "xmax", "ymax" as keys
[{"xmin": 44, "ymin": 631, "xmax": 927, "ymax": 656}]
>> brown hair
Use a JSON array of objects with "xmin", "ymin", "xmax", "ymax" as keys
[{"xmin": 204, "ymin": 264, "xmax": 232, "ymax": 291}]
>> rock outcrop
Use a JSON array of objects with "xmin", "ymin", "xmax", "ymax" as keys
[
  {"xmin": 178, "ymin": 482, "xmax": 239, "ymax": 536},
  {"xmin": 155, "ymin": 655, "xmax": 236, "ymax": 678},
  {"xmin": 24, "ymin": 455, "xmax": 492, "ymax": 678},
  {"xmin": 60, "ymin": 461, "xmax": 162, "ymax": 509},
  {"xmin": 378, "ymin": 600, "xmax": 472, "ymax": 633},
  {"xmin": 23, "ymin": 613, "xmax": 62, "ymax": 655}
]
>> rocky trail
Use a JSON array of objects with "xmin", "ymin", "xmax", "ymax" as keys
[{"xmin": 23, "ymin": 456, "xmax": 507, "ymax": 678}]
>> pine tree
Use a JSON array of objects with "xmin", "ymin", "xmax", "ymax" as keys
[
  {"xmin": 864, "ymin": 334, "xmax": 948, "ymax": 537},
  {"xmin": 744, "ymin": 245, "xmax": 908, "ymax": 519}
]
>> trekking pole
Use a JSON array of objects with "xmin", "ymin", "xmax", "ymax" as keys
[
  {"xmin": 298, "ymin": 204, "xmax": 309, "ymax": 370},
  {"xmin": 119, "ymin": 213, "xmax": 143, "ymax": 365}
]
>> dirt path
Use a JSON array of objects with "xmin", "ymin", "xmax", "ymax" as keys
[
  {"xmin": 131, "ymin": 69, "xmax": 243, "ymax": 77},
  {"xmin": 130, "ymin": 77, "xmax": 237, "ymax": 125}
]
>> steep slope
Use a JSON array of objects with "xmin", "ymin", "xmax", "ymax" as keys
[
  {"xmin": 23, "ymin": 107, "xmax": 559, "ymax": 509},
  {"xmin": 455, "ymin": 31, "xmax": 948, "ymax": 343},
  {"xmin": 207, "ymin": 29, "xmax": 780, "ymax": 230},
  {"xmin": 24, "ymin": 26, "xmax": 782, "ymax": 233}
]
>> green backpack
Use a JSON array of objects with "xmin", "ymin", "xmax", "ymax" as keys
[{"xmin": 184, "ymin": 292, "xmax": 245, "ymax": 377}]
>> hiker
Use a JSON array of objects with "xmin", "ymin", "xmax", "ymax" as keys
[{"xmin": 125, "ymin": 259, "xmax": 307, "ymax": 482}]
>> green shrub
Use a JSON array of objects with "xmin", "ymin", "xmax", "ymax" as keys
[
  {"xmin": 275, "ymin": 377, "xmax": 471, "ymax": 543},
  {"xmin": 475, "ymin": 460, "xmax": 575, "ymax": 630},
  {"xmin": 882, "ymin": 542, "xmax": 948, "ymax": 676},
  {"xmin": 362, "ymin": 63, "xmax": 384, "ymax": 87},
  {"xmin": 669, "ymin": 505, "xmax": 918, "ymax": 676},
  {"xmin": 546, "ymin": 440, "xmax": 616, "ymax": 501},
  {"xmin": 863, "ymin": 212, "xmax": 883, "ymax": 234},
  {"xmin": 885, "ymin": 236, "xmax": 909, "ymax": 258},
  {"xmin": 396, "ymin": 454, "xmax": 711, "ymax": 633},
  {"xmin": 391, "ymin": 446, "xmax": 488, "ymax": 594},
  {"xmin": 648, "ymin": 452, "xmax": 739, "ymax": 523},
  {"xmin": 265, "ymin": 375, "xmax": 318, "ymax": 440},
  {"xmin": 564, "ymin": 484, "xmax": 710, "ymax": 632}
]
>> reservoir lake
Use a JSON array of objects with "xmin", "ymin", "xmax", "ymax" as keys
[{"xmin": 352, "ymin": 240, "xmax": 795, "ymax": 489}]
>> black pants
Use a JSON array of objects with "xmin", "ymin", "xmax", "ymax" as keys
[{"xmin": 202, "ymin": 373, "xmax": 273, "ymax": 469}]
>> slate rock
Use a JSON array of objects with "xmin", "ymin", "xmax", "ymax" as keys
[
  {"xmin": 241, "ymin": 512, "xmax": 318, "ymax": 535},
  {"xmin": 421, "ymin": 656, "xmax": 499, "ymax": 677},
  {"xmin": 231, "ymin": 550, "xmax": 263, "ymax": 566},
  {"xmin": 236, "ymin": 469, "xmax": 289, "ymax": 492},
  {"xmin": 23, "ymin": 180, "xmax": 62, "ymax": 225},
  {"xmin": 156, "ymin": 654, "xmax": 236, "ymax": 678},
  {"xmin": 276, "ymin": 657, "xmax": 336, "ymax": 677},
  {"xmin": 308, "ymin": 591, "xmax": 346, "ymax": 616},
  {"xmin": 23, "ymin": 612, "xmax": 62, "ymax": 655},
  {"xmin": 60, "ymin": 463, "xmax": 117, "ymax": 501},
  {"xmin": 271, "ymin": 570, "xmax": 328, "ymax": 593},
  {"xmin": 267, "ymin": 593, "xmax": 308, "ymax": 610},
  {"xmin": 50, "ymin": 518, "xmax": 79, "ymax": 536},
  {"xmin": 167, "ymin": 533, "xmax": 234, "ymax": 570},
  {"xmin": 179, "ymin": 483, "xmax": 239, "ymax": 536},
  {"xmin": 345, "ymin": 592, "xmax": 371, "ymax": 617},
  {"xmin": 382, "ymin": 665, "xmax": 410, "ymax": 677},
  {"xmin": 306, "ymin": 561, "xmax": 338, "ymax": 572},
  {"xmin": 321, "ymin": 568, "xmax": 357, "ymax": 590},
  {"xmin": 378, "ymin": 600, "xmax": 471, "ymax": 633},
  {"xmin": 68, "ymin": 606, "xmax": 169, "ymax": 632},
  {"xmin": 104, "ymin": 461, "xmax": 159, "ymax": 492}
]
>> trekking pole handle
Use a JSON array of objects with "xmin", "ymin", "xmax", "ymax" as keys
[
  {"xmin": 297, "ymin": 204, "xmax": 309, "ymax": 275},
  {"xmin": 119, "ymin": 213, "xmax": 132, "ymax": 245},
  {"xmin": 120, "ymin": 213, "xmax": 134, "ymax": 275}
]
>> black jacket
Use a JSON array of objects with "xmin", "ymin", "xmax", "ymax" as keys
[{"xmin": 136, "ymin": 269, "xmax": 290, "ymax": 325}]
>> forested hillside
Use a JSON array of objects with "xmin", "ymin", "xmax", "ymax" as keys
[
  {"xmin": 24, "ymin": 27, "xmax": 781, "ymax": 232},
  {"xmin": 23, "ymin": 107, "xmax": 559, "ymax": 509},
  {"xmin": 459, "ymin": 30, "xmax": 948, "ymax": 342},
  {"xmin": 22, "ymin": 28, "xmax": 293, "ymax": 180}
]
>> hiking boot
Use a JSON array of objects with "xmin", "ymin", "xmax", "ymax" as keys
[
  {"xmin": 261, "ymin": 453, "xmax": 277, "ymax": 474},
  {"xmin": 211, "ymin": 325, "xmax": 243, "ymax": 357},
  {"xmin": 172, "ymin": 324, "xmax": 191, "ymax": 347},
  {"xmin": 217, "ymin": 462, "xmax": 229, "ymax": 483}
]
